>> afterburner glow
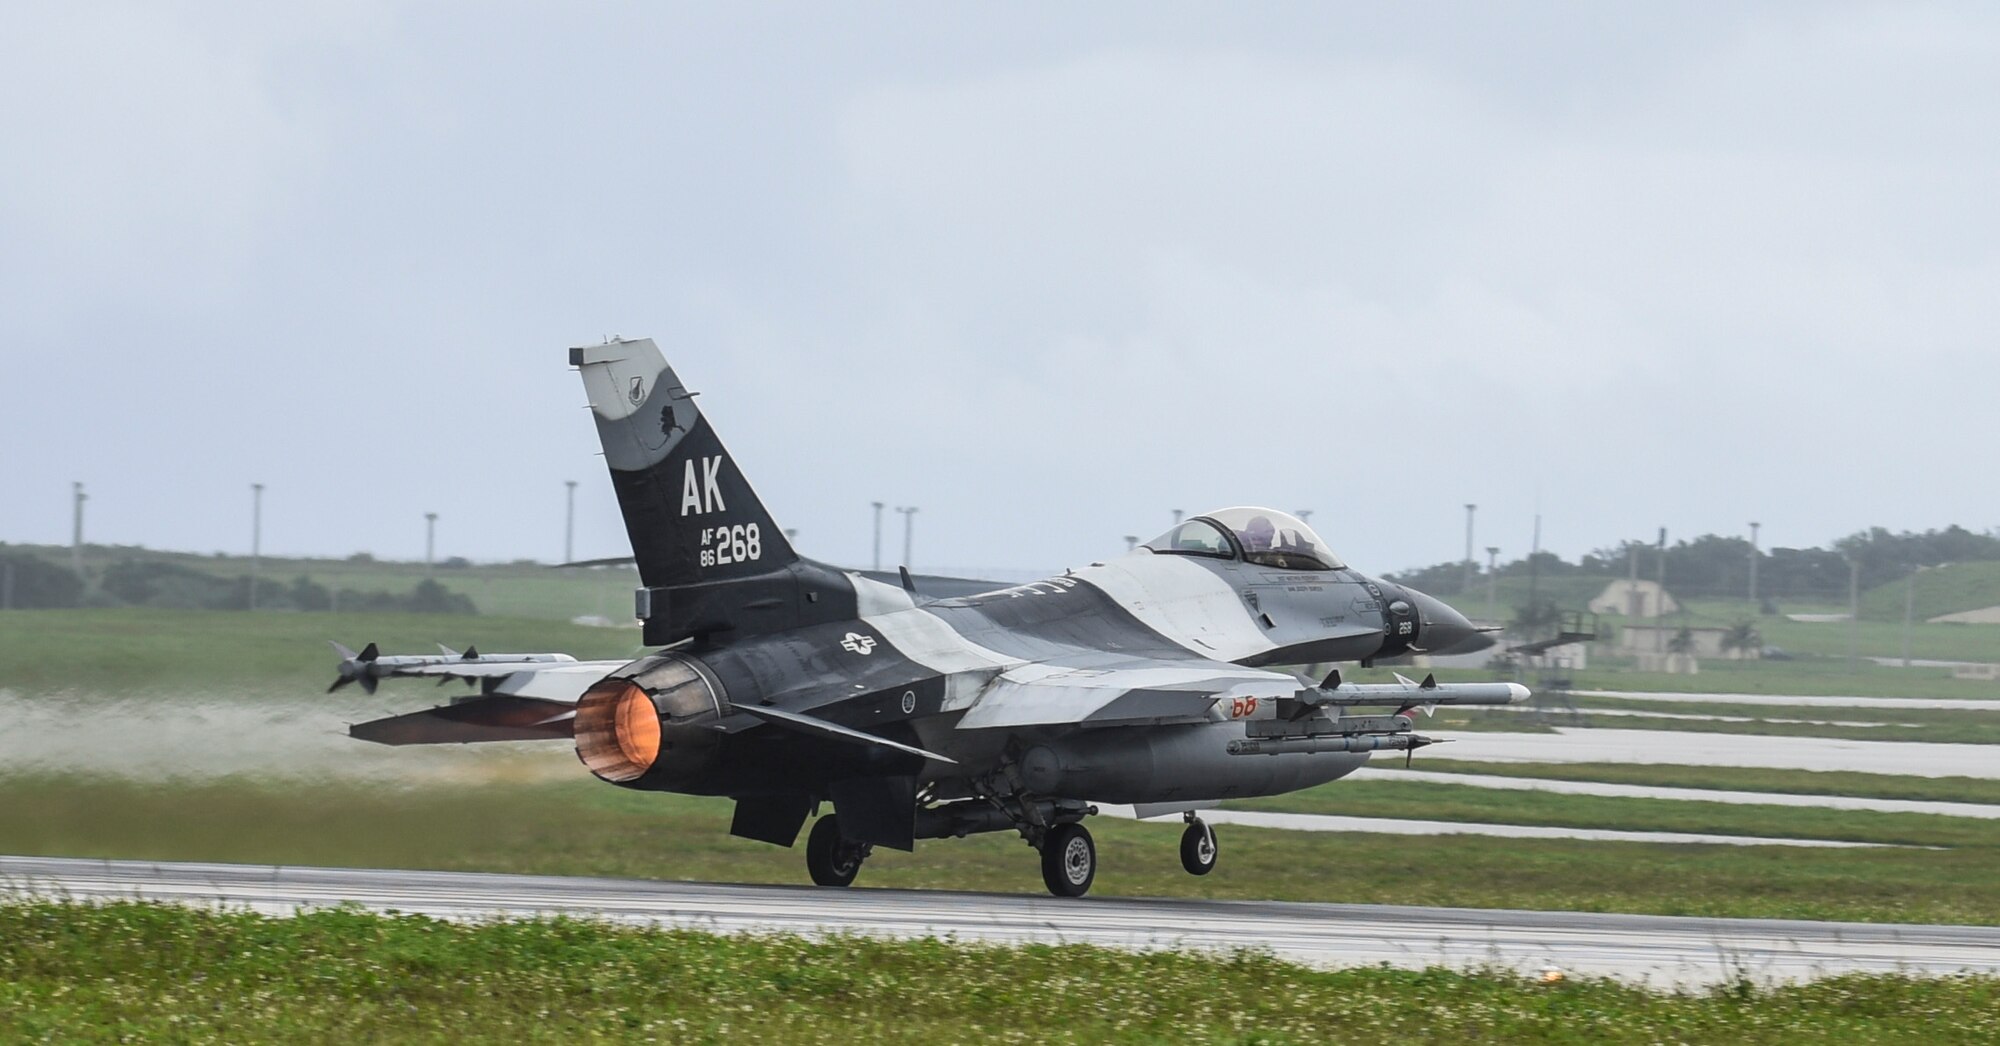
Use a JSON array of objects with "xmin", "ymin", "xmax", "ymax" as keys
[{"xmin": 575, "ymin": 681, "xmax": 659, "ymax": 782}]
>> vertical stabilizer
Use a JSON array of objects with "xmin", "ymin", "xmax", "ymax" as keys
[{"xmin": 571, "ymin": 339, "xmax": 797, "ymax": 592}]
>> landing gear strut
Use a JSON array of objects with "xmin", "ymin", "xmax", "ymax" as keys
[
  {"xmin": 805, "ymin": 813, "xmax": 871, "ymax": 887},
  {"xmin": 1179, "ymin": 815, "xmax": 1217, "ymax": 876},
  {"xmin": 1040, "ymin": 822, "xmax": 1096, "ymax": 897}
]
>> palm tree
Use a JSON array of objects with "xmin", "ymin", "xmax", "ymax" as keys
[
  {"xmin": 1719, "ymin": 621, "xmax": 1762, "ymax": 658},
  {"xmin": 1510, "ymin": 600, "xmax": 1562, "ymax": 640}
]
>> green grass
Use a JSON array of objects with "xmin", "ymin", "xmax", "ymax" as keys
[
  {"xmin": 1394, "ymin": 759, "xmax": 2000, "ymax": 806},
  {"xmin": 1562, "ymin": 656, "xmax": 2000, "ymax": 700},
  {"xmin": 1607, "ymin": 597, "xmax": 2000, "ymax": 664},
  {"xmin": 7, "ymin": 904, "xmax": 1996, "ymax": 1044},
  {"xmin": 0, "ymin": 608, "xmax": 645, "ymax": 693},
  {"xmin": 1860, "ymin": 561, "xmax": 2000, "ymax": 622},
  {"xmin": 5, "ymin": 609, "xmax": 2000, "ymax": 929},
  {"xmin": 1460, "ymin": 696, "xmax": 2000, "ymax": 746},
  {"xmin": 1232, "ymin": 777, "xmax": 1999, "ymax": 848},
  {"xmin": 4, "ymin": 774, "xmax": 2000, "ymax": 925}
]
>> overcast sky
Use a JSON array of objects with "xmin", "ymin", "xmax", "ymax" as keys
[{"xmin": 3, "ymin": 2, "xmax": 1995, "ymax": 578}]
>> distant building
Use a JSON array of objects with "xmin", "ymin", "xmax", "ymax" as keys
[
  {"xmin": 1589, "ymin": 579, "xmax": 1679, "ymax": 618},
  {"xmin": 1616, "ymin": 624, "xmax": 1756, "ymax": 659}
]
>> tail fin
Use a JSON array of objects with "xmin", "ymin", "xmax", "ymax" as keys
[{"xmin": 571, "ymin": 338, "xmax": 798, "ymax": 591}]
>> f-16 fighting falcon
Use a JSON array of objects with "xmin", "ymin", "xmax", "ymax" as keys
[{"xmin": 343, "ymin": 338, "xmax": 1524, "ymax": 897}]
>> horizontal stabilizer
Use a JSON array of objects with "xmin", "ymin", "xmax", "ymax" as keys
[
  {"xmin": 736, "ymin": 704, "xmax": 956, "ymax": 764},
  {"xmin": 349, "ymin": 695, "xmax": 575, "ymax": 746}
]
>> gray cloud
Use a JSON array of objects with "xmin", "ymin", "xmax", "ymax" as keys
[{"xmin": 3, "ymin": 3, "xmax": 1995, "ymax": 579}]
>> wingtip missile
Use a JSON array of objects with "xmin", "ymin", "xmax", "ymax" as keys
[{"xmin": 1306, "ymin": 676, "xmax": 1532, "ymax": 708}]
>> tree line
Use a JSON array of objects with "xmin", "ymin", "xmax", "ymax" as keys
[
  {"xmin": 1386, "ymin": 524, "xmax": 2000, "ymax": 601},
  {"xmin": 0, "ymin": 550, "xmax": 475, "ymax": 614}
]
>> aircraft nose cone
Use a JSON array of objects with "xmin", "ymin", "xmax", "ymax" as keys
[{"xmin": 1405, "ymin": 587, "xmax": 1485, "ymax": 655}]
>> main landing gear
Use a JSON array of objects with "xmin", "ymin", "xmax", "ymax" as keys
[
  {"xmin": 1040, "ymin": 822, "xmax": 1097, "ymax": 897},
  {"xmin": 800, "ymin": 802, "xmax": 1217, "ymax": 897},
  {"xmin": 805, "ymin": 813, "xmax": 871, "ymax": 888}
]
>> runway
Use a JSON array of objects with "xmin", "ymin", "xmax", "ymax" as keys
[
  {"xmin": 5, "ymin": 855, "xmax": 1997, "ymax": 986},
  {"xmin": 1103, "ymin": 806, "xmax": 1905, "ymax": 847}
]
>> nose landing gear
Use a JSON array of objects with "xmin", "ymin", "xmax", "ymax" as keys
[{"xmin": 1179, "ymin": 814, "xmax": 1217, "ymax": 876}]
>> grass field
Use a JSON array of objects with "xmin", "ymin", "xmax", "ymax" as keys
[
  {"xmin": 1463, "ymin": 695, "xmax": 2000, "ymax": 746},
  {"xmin": 1238, "ymin": 776, "xmax": 1999, "ymax": 848},
  {"xmin": 6, "ymin": 903, "xmax": 1994, "ymax": 1044},
  {"xmin": 1858, "ymin": 561, "xmax": 2000, "ymax": 622},
  {"xmin": 1561, "ymin": 657, "xmax": 2000, "ymax": 701},
  {"xmin": 5, "ymin": 607, "xmax": 2000, "ymax": 927},
  {"xmin": 0, "ymin": 608, "xmax": 644, "ymax": 693},
  {"xmin": 3, "ymin": 774, "xmax": 1997, "ymax": 926}
]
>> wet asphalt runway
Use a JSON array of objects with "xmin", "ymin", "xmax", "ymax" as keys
[{"xmin": 4, "ymin": 854, "xmax": 1996, "ymax": 986}]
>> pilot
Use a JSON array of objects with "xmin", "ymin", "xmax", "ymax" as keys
[{"xmin": 1241, "ymin": 515, "xmax": 1277, "ymax": 553}]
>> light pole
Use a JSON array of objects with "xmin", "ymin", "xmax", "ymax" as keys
[
  {"xmin": 425, "ymin": 513, "xmax": 438, "ymax": 576},
  {"xmin": 71, "ymin": 482, "xmax": 87, "ymax": 582},
  {"xmin": 1748, "ymin": 521, "xmax": 1761, "ymax": 607},
  {"xmin": 1171, "ymin": 509, "xmax": 1184, "ymax": 525},
  {"xmin": 1124, "ymin": 535, "xmax": 1139, "ymax": 552},
  {"xmin": 871, "ymin": 502, "xmax": 885, "ymax": 571},
  {"xmin": 1296, "ymin": 510, "xmax": 1313, "ymax": 525},
  {"xmin": 1847, "ymin": 556, "xmax": 1861, "ymax": 674},
  {"xmin": 895, "ymin": 506, "xmax": 917, "ymax": 569},
  {"xmin": 564, "ymin": 481, "xmax": 578, "ymax": 564},
  {"xmin": 1655, "ymin": 527, "xmax": 1668, "ymax": 653},
  {"xmin": 1485, "ymin": 546, "xmax": 1500, "ymax": 624},
  {"xmin": 1902, "ymin": 566, "xmax": 1918, "ymax": 668},
  {"xmin": 1462, "ymin": 503, "xmax": 1477, "ymax": 593},
  {"xmin": 250, "ymin": 483, "xmax": 264, "ymax": 610}
]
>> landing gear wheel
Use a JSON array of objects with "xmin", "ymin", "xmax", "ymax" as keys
[
  {"xmin": 1180, "ymin": 818, "xmax": 1217, "ymax": 876},
  {"xmin": 806, "ymin": 814, "xmax": 867, "ymax": 887},
  {"xmin": 1040, "ymin": 823, "xmax": 1096, "ymax": 897}
]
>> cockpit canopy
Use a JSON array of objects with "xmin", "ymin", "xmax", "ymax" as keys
[{"xmin": 1143, "ymin": 507, "xmax": 1345, "ymax": 571}]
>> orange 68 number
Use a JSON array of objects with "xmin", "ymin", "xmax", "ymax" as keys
[{"xmin": 1229, "ymin": 696, "xmax": 1260, "ymax": 718}]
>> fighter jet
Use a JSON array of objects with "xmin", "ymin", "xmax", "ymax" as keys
[{"xmin": 345, "ymin": 337, "xmax": 1524, "ymax": 897}]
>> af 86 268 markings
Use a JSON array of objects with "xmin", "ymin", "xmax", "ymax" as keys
[{"xmin": 699, "ymin": 523, "xmax": 763, "ymax": 567}]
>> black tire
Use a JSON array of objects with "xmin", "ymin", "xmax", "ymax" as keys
[
  {"xmin": 1040, "ymin": 823, "xmax": 1096, "ymax": 897},
  {"xmin": 1180, "ymin": 819, "xmax": 1217, "ymax": 876},
  {"xmin": 806, "ymin": 814, "xmax": 864, "ymax": 887}
]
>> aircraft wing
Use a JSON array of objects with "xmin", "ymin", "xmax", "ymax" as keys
[
  {"xmin": 338, "ymin": 647, "xmax": 628, "ymax": 745},
  {"xmin": 350, "ymin": 694, "xmax": 579, "ymax": 745},
  {"xmin": 954, "ymin": 657, "xmax": 1299, "ymax": 730}
]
